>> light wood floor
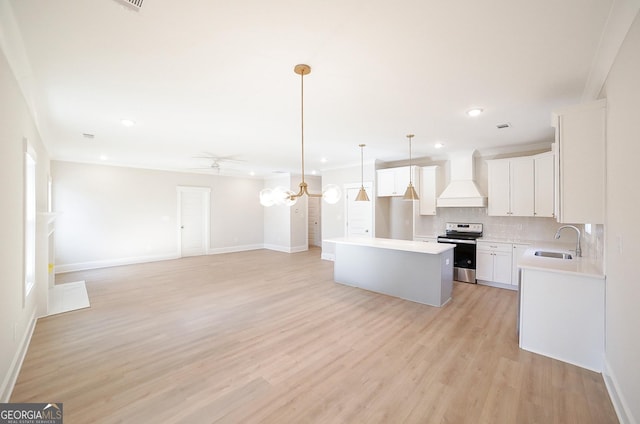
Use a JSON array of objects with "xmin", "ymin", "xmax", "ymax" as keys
[{"xmin": 12, "ymin": 248, "xmax": 618, "ymax": 423}]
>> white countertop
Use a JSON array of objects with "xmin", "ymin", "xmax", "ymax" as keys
[
  {"xmin": 327, "ymin": 237, "xmax": 455, "ymax": 254},
  {"xmin": 518, "ymin": 245, "xmax": 604, "ymax": 278}
]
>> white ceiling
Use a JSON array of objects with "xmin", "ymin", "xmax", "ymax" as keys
[{"xmin": 6, "ymin": 0, "xmax": 616, "ymax": 177}]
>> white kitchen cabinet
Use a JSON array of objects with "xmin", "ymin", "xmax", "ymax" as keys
[
  {"xmin": 476, "ymin": 241, "xmax": 512, "ymax": 284},
  {"xmin": 534, "ymin": 153, "xmax": 554, "ymax": 217},
  {"xmin": 487, "ymin": 158, "xmax": 534, "ymax": 216},
  {"xmin": 376, "ymin": 166, "xmax": 417, "ymax": 197},
  {"xmin": 419, "ymin": 166, "xmax": 440, "ymax": 215},
  {"xmin": 552, "ymin": 99, "xmax": 605, "ymax": 224},
  {"xmin": 511, "ymin": 243, "xmax": 530, "ymax": 288}
]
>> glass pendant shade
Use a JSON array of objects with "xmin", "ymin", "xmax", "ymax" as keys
[
  {"xmin": 322, "ymin": 184, "xmax": 341, "ymax": 204},
  {"xmin": 259, "ymin": 188, "xmax": 275, "ymax": 207}
]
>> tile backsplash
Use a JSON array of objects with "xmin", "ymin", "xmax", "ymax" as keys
[{"xmin": 415, "ymin": 208, "xmax": 604, "ymax": 262}]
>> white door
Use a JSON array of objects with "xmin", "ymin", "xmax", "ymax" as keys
[
  {"xmin": 308, "ymin": 196, "xmax": 321, "ymax": 247},
  {"xmin": 345, "ymin": 183, "xmax": 373, "ymax": 237},
  {"xmin": 177, "ymin": 186, "xmax": 211, "ymax": 257}
]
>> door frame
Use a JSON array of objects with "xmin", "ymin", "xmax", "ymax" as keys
[
  {"xmin": 343, "ymin": 182, "xmax": 374, "ymax": 237},
  {"xmin": 176, "ymin": 186, "xmax": 211, "ymax": 257}
]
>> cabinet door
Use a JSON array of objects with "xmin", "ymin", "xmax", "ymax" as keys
[
  {"xmin": 534, "ymin": 154, "xmax": 554, "ymax": 217},
  {"xmin": 493, "ymin": 250, "xmax": 513, "ymax": 284},
  {"xmin": 377, "ymin": 169, "xmax": 396, "ymax": 196},
  {"xmin": 556, "ymin": 99, "xmax": 605, "ymax": 224},
  {"xmin": 419, "ymin": 166, "xmax": 437, "ymax": 215},
  {"xmin": 394, "ymin": 166, "xmax": 411, "ymax": 195},
  {"xmin": 510, "ymin": 158, "xmax": 534, "ymax": 216},
  {"xmin": 488, "ymin": 160, "xmax": 511, "ymax": 216},
  {"xmin": 475, "ymin": 250, "xmax": 494, "ymax": 281}
]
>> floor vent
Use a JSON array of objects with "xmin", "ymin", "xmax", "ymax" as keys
[{"xmin": 114, "ymin": 0, "xmax": 144, "ymax": 11}]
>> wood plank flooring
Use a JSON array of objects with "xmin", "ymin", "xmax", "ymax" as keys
[{"xmin": 11, "ymin": 248, "xmax": 618, "ymax": 423}]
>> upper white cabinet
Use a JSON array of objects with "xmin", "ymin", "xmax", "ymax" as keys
[
  {"xmin": 552, "ymin": 99, "xmax": 605, "ymax": 224},
  {"xmin": 419, "ymin": 166, "xmax": 440, "ymax": 215},
  {"xmin": 534, "ymin": 153, "xmax": 554, "ymax": 217},
  {"xmin": 487, "ymin": 153, "xmax": 554, "ymax": 218},
  {"xmin": 487, "ymin": 157, "xmax": 534, "ymax": 216},
  {"xmin": 377, "ymin": 166, "xmax": 418, "ymax": 197}
]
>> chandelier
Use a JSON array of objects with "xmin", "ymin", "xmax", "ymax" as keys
[{"xmin": 260, "ymin": 64, "xmax": 341, "ymax": 207}]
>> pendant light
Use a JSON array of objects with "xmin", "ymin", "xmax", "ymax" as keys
[
  {"xmin": 355, "ymin": 144, "xmax": 370, "ymax": 202},
  {"xmin": 260, "ymin": 64, "xmax": 341, "ymax": 207},
  {"xmin": 403, "ymin": 134, "xmax": 419, "ymax": 200}
]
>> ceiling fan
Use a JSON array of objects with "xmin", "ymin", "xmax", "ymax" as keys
[{"xmin": 190, "ymin": 154, "xmax": 246, "ymax": 174}]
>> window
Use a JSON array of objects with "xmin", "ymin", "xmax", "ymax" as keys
[{"xmin": 24, "ymin": 146, "xmax": 36, "ymax": 298}]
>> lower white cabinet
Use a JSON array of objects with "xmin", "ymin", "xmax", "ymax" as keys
[{"xmin": 476, "ymin": 242, "xmax": 512, "ymax": 285}]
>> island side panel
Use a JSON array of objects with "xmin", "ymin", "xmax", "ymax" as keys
[{"xmin": 334, "ymin": 243, "xmax": 453, "ymax": 307}]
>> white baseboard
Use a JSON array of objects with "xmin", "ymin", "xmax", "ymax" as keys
[
  {"xmin": 603, "ymin": 358, "xmax": 636, "ymax": 424},
  {"xmin": 321, "ymin": 252, "xmax": 335, "ymax": 261},
  {"xmin": 263, "ymin": 244, "xmax": 309, "ymax": 254},
  {"xmin": 207, "ymin": 244, "xmax": 263, "ymax": 255},
  {"xmin": 0, "ymin": 309, "xmax": 37, "ymax": 402},
  {"xmin": 56, "ymin": 243, "xmax": 318, "ymax": 273},
  {"xmin": 56, "ymin": 252, "xmax": 180, "ymax": 273}
]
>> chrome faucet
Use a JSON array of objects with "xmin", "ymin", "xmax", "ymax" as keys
[{"xmin": 554, "ymin": 225, "xmax": 582, "ymax": 257}]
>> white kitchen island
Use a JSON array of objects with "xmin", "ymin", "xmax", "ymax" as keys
[{"xmin": 330, "ymin": 237, "xmax": 455, "ymax": 307}]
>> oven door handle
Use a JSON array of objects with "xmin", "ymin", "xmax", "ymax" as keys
[{"xmin": 437, "ymin": 238, "xmax": 477, "ymax": 245}]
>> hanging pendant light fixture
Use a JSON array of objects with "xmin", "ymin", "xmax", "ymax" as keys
[
  {"xmin": 355, "ymin": 144, "xmax": 370, "ymax": 202},
  {"xmin": 403, "ymin": 134, "xmax": 419, "ymax": 201},
  {"xmin": 260, "ymin": 64, "xmax": 341, "ymax": 207}
]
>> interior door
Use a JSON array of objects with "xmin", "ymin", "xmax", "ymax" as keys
[
  {"xmin": 345, "ymin": 184, "xmax": 373, "ymax": 237},
  {"xmin": 178, "ymin": 186, "xmax": 211, "ymax": 257},
  {"xmin": 308, "ymin": 196, "xmax": 321, "ymax": 247}
]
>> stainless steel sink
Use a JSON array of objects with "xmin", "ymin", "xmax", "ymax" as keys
[{"xmin": 534, "ymin": 250, "xmax": 573, "ymax": 259}]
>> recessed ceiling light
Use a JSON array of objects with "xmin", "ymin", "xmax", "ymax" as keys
[
  {"xmin": 121, "ymin": 119, "xmax": 135, "ymax": 127},
  {"xmin": 320, "ymin": 157, "xmax": 328, "ymax": 163},
  {"xmin": 99, "ymin": 154, "xmax": 108, "ymax": 161},
  {"xmin": 249, "ymin": 171, "xmax": 255, "ymax": 176},
  {"xmin": 311, "ymin": 170, "xmax": 317, "ymax": 175},
  {"xmin": 466, "ymin": 108, "xmax": 483, "ymax": 117},
  {"xmin": 434, "ymin": 142, "xmax": 444, "ymax": 149}
]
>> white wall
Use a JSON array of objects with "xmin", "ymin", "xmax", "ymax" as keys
[
  {"xmin": 0, "ymin": 42, "xmax": 50, "ymax": 401},
  {"xmin": 601, "ymin": 11, "xmax": 640, "ymax": 424},
  {"xmin": 52, "ymin": 161, "xmax": 265, "ymax": 271}
]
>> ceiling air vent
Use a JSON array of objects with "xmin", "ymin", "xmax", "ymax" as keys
[
  {"xmin": 113, "ymin": 0, "xmax": 144, "ymax": 11},
  {"xmin": 496, "ymin": 123, "xmax": 511, "ymax": 129}
]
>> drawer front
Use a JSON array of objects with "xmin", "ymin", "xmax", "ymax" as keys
[{"xmin": 477, "ymin": 241, "xmax": 512, "ymax": 253}]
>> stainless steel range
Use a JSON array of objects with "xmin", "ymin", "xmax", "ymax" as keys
[{"xmin": 437, "ymin": 223, "xmax": 483, "ymax": 283}]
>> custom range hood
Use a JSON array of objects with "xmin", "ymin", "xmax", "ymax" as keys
[{"xmin": 437, "ymin": 150, "xmax": 487, "ymax": 208}]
